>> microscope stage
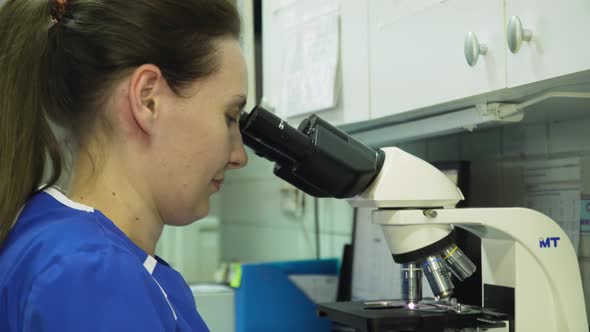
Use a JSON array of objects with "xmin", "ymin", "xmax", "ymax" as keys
[{"xmin": 317, "ymin": 300, "xmax": 508, "ymax": 332}]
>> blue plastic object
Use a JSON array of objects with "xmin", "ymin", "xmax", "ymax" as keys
[{"xmin": 235, "ymin": 259, "xmax": 339, "ymax": 332}]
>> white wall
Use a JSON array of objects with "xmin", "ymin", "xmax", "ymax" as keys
[{"xmin": 218, "ymin": 150, "xmax": 353, "ymax": 263}]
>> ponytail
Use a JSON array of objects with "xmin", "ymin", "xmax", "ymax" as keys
[{"xmin": 0, "ymin": 1, "xmax": 63, "ymax": 247}]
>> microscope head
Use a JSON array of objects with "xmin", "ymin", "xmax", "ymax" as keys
[
  {"xmin": 349, "ymin": 147, "xmax": 476, "ymax": 300},
  {"xmin": 239, "ymin": 106, "xmax": 476, "ymax": 301}
]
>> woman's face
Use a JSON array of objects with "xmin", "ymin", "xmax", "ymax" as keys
[{"xmin": 147, "ymin": 37, "xmax": 248, "ymax": 225}]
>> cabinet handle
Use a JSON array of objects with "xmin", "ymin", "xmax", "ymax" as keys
[
  {"xmin": 464, "ymin": 32, "xmax": 488, "ymax": 67},
  {"xmin": 507, "ymin": 16, "xmax": 533, "ymax": 54}
]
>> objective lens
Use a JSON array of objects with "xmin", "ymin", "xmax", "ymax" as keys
[
  {"xmin": 422, "ymin": 255, "xmax": 454, "ymax": 300},
  {"xmin": 402, "ymin": 263, "xmax": 422, "ymax": 306},
  {"xmin": 442, "ymin": 245, "xmax": 476, "ymax": 281}
]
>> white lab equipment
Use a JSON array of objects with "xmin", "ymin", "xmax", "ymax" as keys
[
  {"xmin": 341, "ymin": 147, "xmax": 587, "ymax": 331},
  {"xmin": 240, "ymin": 106, "xmax": 588, "ymax": 331}
]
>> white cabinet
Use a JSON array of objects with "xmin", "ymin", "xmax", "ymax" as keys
[
  {"xmin": 262, "ymin": 0, "xmax": 371, "ymax": 126},
  {"xmin": 369, "ymin": 0, "xmax": 506, "ymax": 119},
  {"xmin": 369, "ymin": 0, "xmax": 590, "ymax": 120},
  {"xmin": 506, "ymin": 0, "xmax": 590, "ymax": 88}
]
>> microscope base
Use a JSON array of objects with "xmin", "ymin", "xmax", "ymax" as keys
[{"xmin": 317, "ymin": 301, "xmax": 509, "ymax": 332}]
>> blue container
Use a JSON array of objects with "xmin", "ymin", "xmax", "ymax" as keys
[{"xmin": 235, "ymin": 259, "xmax": 338, "ymax": 332}]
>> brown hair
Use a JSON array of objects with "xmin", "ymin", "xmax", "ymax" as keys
[{"xmin": 0, "ymin": 0, "xmax": 241, "ymax": 247}]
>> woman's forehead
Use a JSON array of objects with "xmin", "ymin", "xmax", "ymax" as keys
[{"xmin": 213, "ymin": 38, "xmax": 248, "ymax": 87}]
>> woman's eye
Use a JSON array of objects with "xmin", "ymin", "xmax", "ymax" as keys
[
  {"xmin": 225, "ymin": 115, "xmax": 237, "ymax": 126},
  {"xmin": 226, "ymin": 109, "xmax": 244, "ymax": 126}
]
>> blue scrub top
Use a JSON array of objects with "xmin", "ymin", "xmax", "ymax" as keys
[{"xmin": 0, "ymin": 187, "xmax": 210, "ymax": 331}]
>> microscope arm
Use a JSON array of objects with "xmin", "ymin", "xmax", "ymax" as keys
[{"xmin": 374, "ymin": 207, "xmax": 588, "ymax": 331}]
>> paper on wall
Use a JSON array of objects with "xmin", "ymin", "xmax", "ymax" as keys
[
  {"xmin": 277, "ymin": 3, "xmax": 340, "ymax": 117},
  {"xmin": 350, "ymin": 214, "xmax": 398, "ymax": 301}
]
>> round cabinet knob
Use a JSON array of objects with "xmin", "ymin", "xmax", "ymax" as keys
[
  {"xmin": 507, "ymin": 16, "xmax": 533, "ymax": 53},
  {"xmin": 464, "ymin": 32, "xmax": 488, "ymax": 67}
]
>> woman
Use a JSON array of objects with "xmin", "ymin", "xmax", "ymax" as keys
[{"xmin": 0, "ymin": 0, "xmax": 248, "ymax": 330}]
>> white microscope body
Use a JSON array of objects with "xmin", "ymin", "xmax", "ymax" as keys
[
  {"xmin": 349, "ymin": 147, "xmax": 588, "ymax": 332},
  {"xmin": 239, "ymin": 106, "xmax": 586, "ymax": 331}
]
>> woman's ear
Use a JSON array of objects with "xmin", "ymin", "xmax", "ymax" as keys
[{"xmin": 128, "ymin": 64, "xmax": 164, "ymax": 135}]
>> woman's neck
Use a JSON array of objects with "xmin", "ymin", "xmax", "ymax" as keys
[{"xmin": 68, "ymin": 148, "xmax": 163, "ymax": 256}]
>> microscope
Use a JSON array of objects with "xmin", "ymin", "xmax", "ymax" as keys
[{"xmin": 239, "ymin": 106, "xmax": 588, "ymax": 332}]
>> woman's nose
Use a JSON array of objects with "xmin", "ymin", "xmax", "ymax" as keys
[{"xmin": 227, "ymin": 132, "xmax": 248, "ymax": 169}]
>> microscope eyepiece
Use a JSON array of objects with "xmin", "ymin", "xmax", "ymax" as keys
[{"xmin": 240, "ymin": 106, "xmax": 313, "ymax": 163}]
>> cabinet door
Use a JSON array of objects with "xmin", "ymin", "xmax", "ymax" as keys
[
  {"xmin": 369, "ymin": 0, "xmax": 506, "ymax": 119},
  {"xmin": 506, "ymin": 0, "xmax": 590, "ymax": 88},
  {"xmin": 262, "ymin": 0, "xmax": 370, "ymax": 127}
]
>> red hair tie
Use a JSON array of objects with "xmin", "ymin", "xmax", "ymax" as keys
[{"xmin": 51, "ymin": 0, "xmax": 68, "ymax": 24}]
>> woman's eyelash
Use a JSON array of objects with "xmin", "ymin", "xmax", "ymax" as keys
[
  {"xmin": 226, "ymin": 109, "xmax": 244, "ymax": 125},
  {"xmin": 226, "ymin": 114, "xmax": 237, "ymax": 124}
]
